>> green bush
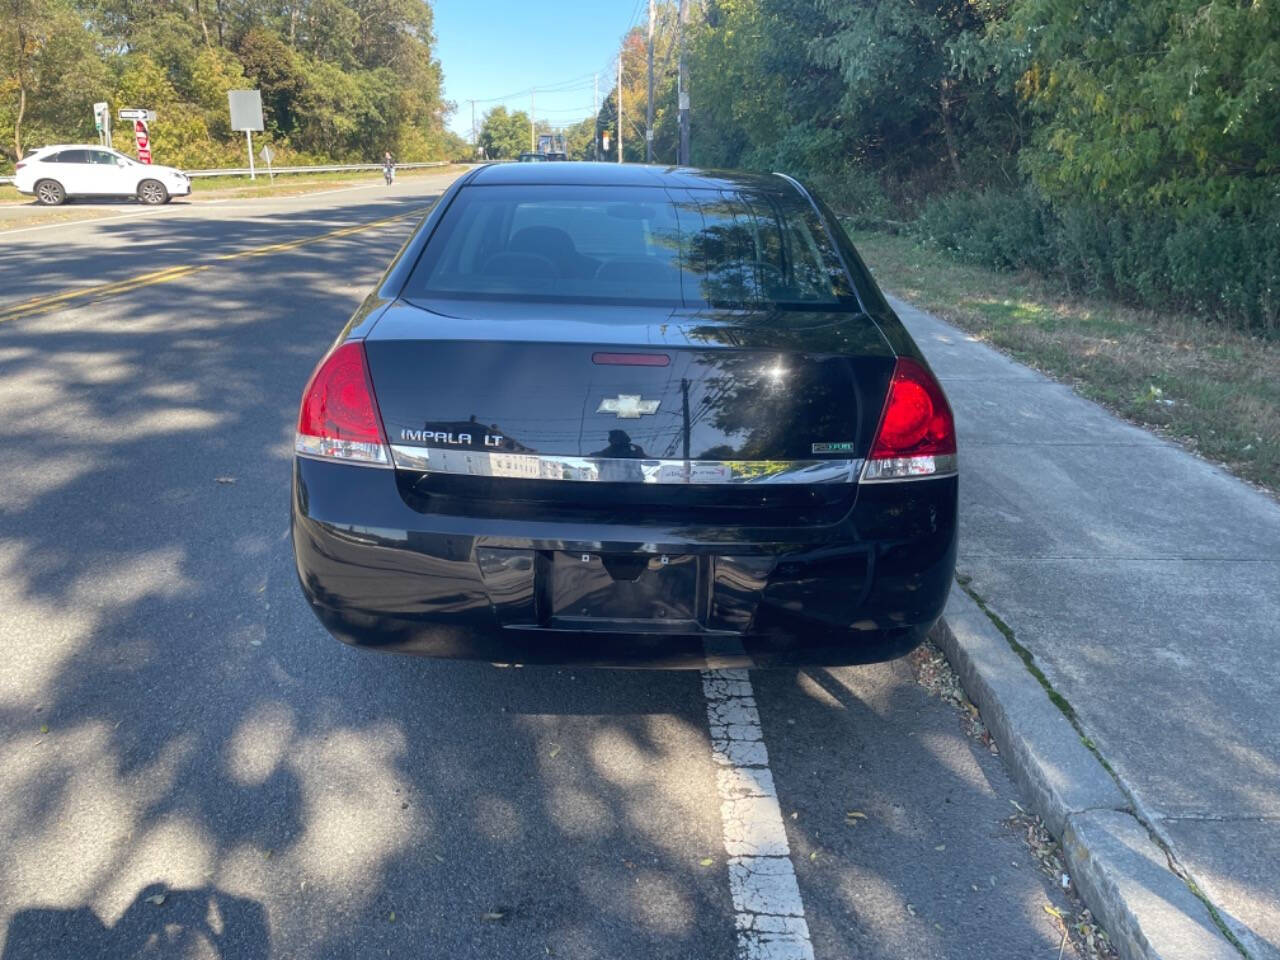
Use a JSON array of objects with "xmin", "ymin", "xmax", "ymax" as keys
[
  {"xmin": 911, "ymin": 187, "xmax": 1280, "ymax": 335},
  {"xmin": 914, "ymin": 187, "xmax": 1057, "ymax": 274},
  {"xmin": 806, "ymin": 165, "xmax": 893, "ymax": 231}
]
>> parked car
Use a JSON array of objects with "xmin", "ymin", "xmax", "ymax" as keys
[
  {"xmin": 13, "ymin": 145, "xmax": 191, "ymax": 205},
  {"xmin": 517, "ymin": 152, "xmax": 548, "ymax": 162},
  {"xmin": 291, "ymin": 163, "xmax": 958, "ymax": 668}
]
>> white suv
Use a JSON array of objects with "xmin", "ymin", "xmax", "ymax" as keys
[{"xmin": 14, "ymin": 145, "xmax": 192, "ymax": 205}]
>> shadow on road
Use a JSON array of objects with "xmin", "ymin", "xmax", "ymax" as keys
[
  {"xmin": 2, "ymin": 886, "xmax": 268, "ymax": 960},
  {"xmin": 0, "ymin": 189, "xmax": 1082, "ymax": 959}
]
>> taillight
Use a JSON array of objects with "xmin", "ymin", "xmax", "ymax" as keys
[
  {"xmin": 295, "ymin": 341, "xmax": 391, "ymax": 467},
  {"xmin": 862, "ymin": 357, "xmax": 957, "ymax": 481},
  {"xmin": 15, "ymin": 161, "xmax": 25, "ymax": 171}
]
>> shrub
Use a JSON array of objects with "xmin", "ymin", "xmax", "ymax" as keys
[{"xmin": 910, "ymin": 186, "xmax": 1280, "ymax": 336}]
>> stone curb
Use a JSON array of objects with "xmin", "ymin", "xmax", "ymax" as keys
[{"xmin": 932, "ymin": 584, "xmax": 1241, "ymax": 960}]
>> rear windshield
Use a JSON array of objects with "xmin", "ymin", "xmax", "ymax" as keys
[{"xmin": 406, "ymin": 184, "xmax": 856, "ymax": 309}]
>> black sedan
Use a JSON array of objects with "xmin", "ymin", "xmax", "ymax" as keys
[{"xmin": 291, "ymin": 163, "xmax": 957, "ymax": 668}]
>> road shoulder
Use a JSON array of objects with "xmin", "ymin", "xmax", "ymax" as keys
[{"xmin": 931, "ymin": 586, "xmax": 1241, "ymax": 960}]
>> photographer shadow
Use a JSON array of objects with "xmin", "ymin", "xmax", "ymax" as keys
[{"xmin": 2, "ymin": 884, "xmax": 267, "ymax": 960}]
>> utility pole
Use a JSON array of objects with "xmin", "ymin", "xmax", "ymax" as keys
[
  {"xmin": 530, "ymin": 88, "xmax": 536, "ymax": 152},
  {"xmin": 617, "ymin": 54, "xmax": 623, "ymax": 163},
  {"xmin": 646, "ymin": 0, "xmax": 655, "ymax": 163},
  {"xmin": 678, "ymin": 0, "xmax": 690, "ymax": 164},
  {"xmin": 593, "ymin": 74, "xmax": 599, "ymax": 161},
  {"xmin": 468, "ymin": 99, "xmax": 477, "ymax": 155}
]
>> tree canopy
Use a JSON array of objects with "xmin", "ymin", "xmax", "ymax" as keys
[
  {"xmin": 583, "ymin": 0, "xmax": 1278, "ymax": 330},
  {"xmin": 1, "ymin": 0, "xmax": 461, "ymax": 168}
]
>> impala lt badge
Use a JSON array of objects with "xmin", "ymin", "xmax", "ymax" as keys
[
  {"xmin": 399, "ymin": 429, "xmax": 504, "ymax": 446},
  {"xmin": 597, "ymin": 394, "xmax": 660, "ymax": 419}
]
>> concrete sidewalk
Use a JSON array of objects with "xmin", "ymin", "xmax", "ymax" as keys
[{"xmin": 893, "ymin": 295, "xmax": 1280, "ymax": 959}]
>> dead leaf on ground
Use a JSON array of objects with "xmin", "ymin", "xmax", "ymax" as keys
[
  {"xmin": 699, "ymin": 857, "xmax": 714, "ymax": 867},
  {"xmin": 145, "ymin": 894, "xmax": 166, "ymax": 906},
  {"xmin": 482, "ymin": 911, "xmax": 506, "ymax": 922}
]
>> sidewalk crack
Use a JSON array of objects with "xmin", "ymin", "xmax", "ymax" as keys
[{"xmin": 955, "ymin": 574, "xmax": 1253, "ymax": 958}]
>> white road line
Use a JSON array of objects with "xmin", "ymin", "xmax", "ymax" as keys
[
  {"xmin": 0, "ymin": 207, "xmax": 163, "ymax": 237},
  {"xmin": 702, "ymin": 668, "xmax": 815, "ymax": 960}
]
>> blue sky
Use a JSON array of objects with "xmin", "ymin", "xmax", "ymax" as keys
[{"xmin": 433, "ymin": 0, "xmax": 642, "ymax": 138}]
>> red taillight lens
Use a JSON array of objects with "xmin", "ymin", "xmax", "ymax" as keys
[
  {"xmin": 864, "ymin": 357, "xmax": 956, "ymax": 481},
  {"xmin": 295, "ymin": 341, "xmax": 391, "ymax": 466},
  {"xmin": 15, "ymin": 161, "xmax": 26, "ymax": 171}
]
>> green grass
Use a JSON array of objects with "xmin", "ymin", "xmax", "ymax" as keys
[
  {"xmin": 186, "ymin": 164, "xmax": 467, "ymax": 197},
  {"xmin": 850, "ymin": 228, "xmax": 1280, "ymax": 497}
]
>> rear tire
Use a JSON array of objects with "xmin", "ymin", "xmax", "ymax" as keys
[
  {"xmin": 35, "ymin": 180, "xmax": 66, "ymax": 206},
  {"xmin": 137, "ymin": 179, "xmax": 168, "ymax": 205}
]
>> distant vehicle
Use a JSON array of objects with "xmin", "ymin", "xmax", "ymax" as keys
[
  {"xmin": 12, "ymin": 145, "xmax": 191, "ymax": 205},
  {"xmin": 544, "ymin": 152, "xmax": 568, "ymax": 161},
  {"xmin": 537, "ymin": 133, "xmax": 567, "ymax": 155},
  {"xmin": 291, "ymin": 163, "xmax": 958, "ymax": 669},
  {"xmin": 517, "ymin": 153, "xmax": 548, "ymax": 162}
]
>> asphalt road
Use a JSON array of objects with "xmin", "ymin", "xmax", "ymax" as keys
[{"xmin": 1, "ymin": 175, "xmax": 1087, "ymax": 959}]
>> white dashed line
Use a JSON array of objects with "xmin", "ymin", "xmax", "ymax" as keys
[{"xmin": 702, "ymin": 667, "xmax": 815, "ymax": 960}]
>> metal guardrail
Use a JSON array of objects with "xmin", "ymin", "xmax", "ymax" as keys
[
  {"xmin": 184, "ymin": 161, "xmax": 449, "ymax": 178},
  {"xmin": 0, "ymin": 160, "xmax": 452, "ymax": 187}
]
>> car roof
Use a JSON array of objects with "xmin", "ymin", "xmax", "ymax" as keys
[{"xmin": 467, "ymin": 161, "xmax": 800, "ymax": 194}]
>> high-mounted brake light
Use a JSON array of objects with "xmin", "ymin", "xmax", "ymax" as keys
[
  {"xmin": 295, "ymin": 341, "xmax": 391, "ymax": 467},
  {"xmin": 592, "ymin": 352, "xmax": 671, "ymax": 366},
  {"xmin": 862, "ymin": 357, "xmax": 957, "ymax": 481}
]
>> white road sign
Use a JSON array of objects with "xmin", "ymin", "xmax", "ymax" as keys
[
  {"xmin": 228, "ymin": 90, "xmax": 264, "ymax": 132},
  {"xmin": 118, "ymin": 108, "xmax": 149, "ymax": 120}
]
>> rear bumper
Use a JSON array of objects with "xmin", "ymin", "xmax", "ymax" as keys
[{"xmin": 291, "ymin": 457, "xmax": 958, "ymax": 668}]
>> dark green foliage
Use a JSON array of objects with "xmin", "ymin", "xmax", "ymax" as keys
[
  {"xmin": 916, "ymin": 189, "xmax": 1280, "ymax": 333},
  {"xmin": 624, "ymin": 0, "xmax": 1279, "ymax": 334}
]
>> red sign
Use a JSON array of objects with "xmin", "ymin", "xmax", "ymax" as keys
[{"xmin": 134, "ymin": 119, "xmax": 152, "ymax": 164}]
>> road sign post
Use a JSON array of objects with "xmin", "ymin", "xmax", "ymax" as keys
[
  {"xmin": 93, "ymin": 102, "xmax": 109, "ymax": 147},
  {"xmin": 119, "ymin": 108, "xmax": 153, "ymax": 162},
  {"xmin": 134, "ymin": 120, "xmax": 151, "ymax": 163},
  {"xmin": 228, "ymin": 90, "xmax": 265, "ymax": 181},
  {"xmin": 259, "ymin": 144, "xmax": 275, "ymax": 181}
]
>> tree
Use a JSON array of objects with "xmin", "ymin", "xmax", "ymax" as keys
[
  {"xmin": 1, "ymin": 0, "xmax": 108, "ymax": 162},
  {"xmin": 479, "ymin": 105, "xmax": 530, "ymax": 159},
  {"xmin": 563, "ymin": 115, "xmax": 596, "ymax": 161},
  {"xmin": 3, "ymin": 0, "xmax": 454, "ymax": 171},
  {"xmin": 985, "ymin": 0, "xmax": 1280, "ymax": 212}
]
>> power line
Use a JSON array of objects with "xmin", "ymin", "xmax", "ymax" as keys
[{"xmin": 468, "ymin": 72, "xmax": 597, "ymax": 105}]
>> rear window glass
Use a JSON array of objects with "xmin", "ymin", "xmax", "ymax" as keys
[{"xmin": 406, "ymin": 184, "xmax": 855, "ymax": 309}]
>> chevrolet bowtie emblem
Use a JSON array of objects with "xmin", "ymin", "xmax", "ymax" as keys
[{"xmin": 597, "ymin": 394, "xmax": 660, "ymax": 419}]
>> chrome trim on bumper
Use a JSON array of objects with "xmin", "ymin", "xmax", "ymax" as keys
[{"xmin": 389, "ymin": 444, "xmax": 862, "ymax": 485}]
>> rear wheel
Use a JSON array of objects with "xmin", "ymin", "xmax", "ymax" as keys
[
  {"xmin": 35, "ymin": 180, "xmax": 66, "ymax": 206},
  {"xmin": 137, "ymin": 179, "xmax": 168, "ymax": 205}
]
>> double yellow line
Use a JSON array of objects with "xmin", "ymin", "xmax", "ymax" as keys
[{"xmin": 0, "ymin": 206, "xmax": 428, "ymax": 325}]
